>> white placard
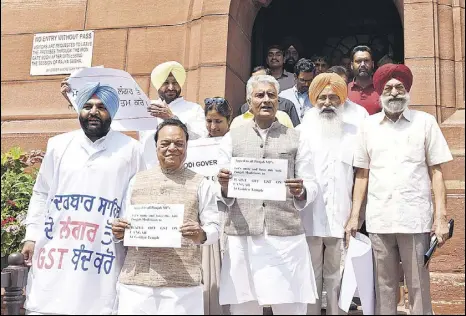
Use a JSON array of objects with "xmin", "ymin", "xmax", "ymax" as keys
[
  {"xmin": 66, "ymin": 67, "xmax": 157, "ymax": 131},
  {"xmin": 124, "ymin": 204, "xmax": 184, "ymax": 248},
  {"xmin": 184, "ymin": 137, "xmax": 222, "ymax": 178},
  {"xmin": 228, "ymin": 157, "xmax": 288, "ymax": 201},
  {"xmin": 30, "ymin": 30, "xmax": 94, "ymax": 76},
  {"xmin": 339, "ymin": 233, "xmax": 375, "ymax": 315}
]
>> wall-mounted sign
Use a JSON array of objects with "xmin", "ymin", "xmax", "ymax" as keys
[{"xmin": 30, "ymin": 30, "xmax": 94, "ymax": 76}]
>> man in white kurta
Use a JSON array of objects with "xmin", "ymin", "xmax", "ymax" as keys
[
  {"xmin": 22, "ymin": 83, "xmax": 145, "ymax": 315},
  {"xmin": 112, "ymin": 119, "xmax": 220, "ymax": 315},
  {"xmin": 139, "ymin": 61, "xmax": 208, "ymax": 167},
  {"xmin": 346, "ymin": 64, "xmax": 453, "ymax": 315},
  {"xmin": 217, "ymin": 75, "xmax": 319, "ymax": 315},
  {"xmin": 298, "ymin": 73, "xmax": 359, "ymax": 315}
]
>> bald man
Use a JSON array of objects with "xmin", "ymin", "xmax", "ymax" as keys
[
  {"xmin": 140, "ymin": 61, "xmax": 208, "ymax": 167},
  {"xmin": 22, "ymin": 82, "xmax": 145, "ymax": 315},
  {"xmin": 298, "ymin": 73, "xmax": 357, "ymax": 315}
]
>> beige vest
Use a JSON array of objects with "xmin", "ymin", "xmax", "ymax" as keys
[
  {"xmin": 225, "ymin": 120, "xmax": 304, "ymax": 236},
  {"xmin": 119, "ymin": 167, "xmax": 204, "ymax": 288}
]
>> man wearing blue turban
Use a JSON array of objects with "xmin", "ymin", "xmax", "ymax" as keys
[{"xmin": 21, "ymin": 81, "xmax": 146, "ymax": 315}]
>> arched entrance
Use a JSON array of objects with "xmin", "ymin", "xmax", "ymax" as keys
[
  {"xmin": 225, "ymin": 0, "xmax": 404, "ymax": 112},
  {"xmin": 251, "ymin": 0, "xmax": 404, "ymax": 71}
]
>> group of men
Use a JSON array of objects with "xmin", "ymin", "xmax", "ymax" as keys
[{"xmin": 20, "ymin": 43, "xmax": 452, "ymax": 316}]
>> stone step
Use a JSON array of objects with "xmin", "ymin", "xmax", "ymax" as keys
[
  {"xmin": 430, "ymin": 272, "xmax": 465, "ymax": 315},
  {"xmin": 429, "ymin": 194, "xmax": 465, "ymax": 274}
]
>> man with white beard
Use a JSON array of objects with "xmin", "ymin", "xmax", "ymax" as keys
[
  {"xmin": 298, "ymin": 73, "xmax": 357, "ymax": 315},
  {"xmin": 345, "ymin": 64, "xmax": 453, "ymax": 315}
]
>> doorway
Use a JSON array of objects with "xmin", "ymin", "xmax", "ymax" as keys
[{"xmin": 251, "ymin": 0, "xmax": 404, "ymax": 70}]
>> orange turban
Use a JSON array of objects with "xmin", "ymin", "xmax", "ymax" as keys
[
  {"xmin": 308, "ymin": 73, "xmax": 347, "ymax": 105},
  {"xmin": 373, "ymin": 63, "xmax": 413, "ymax": 95}
]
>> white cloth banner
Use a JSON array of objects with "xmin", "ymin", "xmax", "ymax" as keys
[
  {"xmin": 66, "ymin": 67, "xmax": 157, "ymax": 131},
  {"xmin": 227, "ymin": 157, "xmax": 288, "ymax": 201},
  {"xmin": 124, "ymin": 204, "xmax": 184, "ymax": 248},
  {"xmin": 338, "ymin": 232, "xmax": 375, "ymax": 315},
  {"xmin": 184, "ymin": 137, "xmax": 222, "ymax": 178}
]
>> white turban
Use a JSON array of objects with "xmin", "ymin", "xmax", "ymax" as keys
[{"xmin": 150, "ymin": 61, "xmax": 186, "ymax": 90}]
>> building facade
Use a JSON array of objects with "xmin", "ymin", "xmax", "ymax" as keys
[{"xmin": 1, "ymin": 0, "xmax": 464, "ymax": 312}]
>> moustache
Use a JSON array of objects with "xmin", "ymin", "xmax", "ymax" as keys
[{"xmin": 320, "ymin": 106, "xmax": 337, "ymax": 113}]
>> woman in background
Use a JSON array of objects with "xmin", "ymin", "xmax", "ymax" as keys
[{"xmin": 202, "ymin": 97, "xmax": 232, "ymax": 315}]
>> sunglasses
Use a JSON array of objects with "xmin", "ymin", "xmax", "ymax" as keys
[{"xmin": 204, "ymin": 97, "xmax": 226, "ymax": 106}]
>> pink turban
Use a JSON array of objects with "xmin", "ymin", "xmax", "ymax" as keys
[{"xmin": 373, "ymin": 63, "xmax": 413, "ymax": 95}]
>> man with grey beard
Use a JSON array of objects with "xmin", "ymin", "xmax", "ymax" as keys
[
  {"xmin": 346, "ymin": 64, "xmax": 453, "ymax": 315},
  {"xmin": 299, "ymin": 73, "xmax": 357, "ymax": 315}
]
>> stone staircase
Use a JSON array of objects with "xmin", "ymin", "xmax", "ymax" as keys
[{"xmin": 430, "ymin": 109, "xmax": 465, "ymax": 315}]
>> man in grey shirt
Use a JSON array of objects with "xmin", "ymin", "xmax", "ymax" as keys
[{"xmin": 266, "ymin": 44, "xmax": 295, "ymax": 92}]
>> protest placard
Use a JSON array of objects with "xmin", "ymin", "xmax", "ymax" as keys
[
  {"xmin": 124, "ymin": 204, "xmax": 184, "ymax": 248},
  {"xmin": 184, "ymin": 137, "xmax": 222, "ymax": 178},
  {"xmin": 30, "ymin": 30, "xmax": 94, "ymax": 76},
  {"xmin": 66, "ymin": 67, "xmax": 157, "ymax": 131},
  {"xmin": 227, "ymin": 157, "xmax": 288, "ymax": 201}
]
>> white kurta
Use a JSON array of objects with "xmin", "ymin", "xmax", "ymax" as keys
[
  {"xmin": 297, "ymin": 121, "xmax": 358, "ymax": 238},
  {"xmin": 139, "ymin": 97, "xmax": 209, "ymax": 168},
  {"xmin": 24, "ymin": 129, "xmax": 145, "ymax": 315},
  {"xmin": 217, "ymin": 125, "xmax": 319, "ymax": 306},
  {"xmin": 117, "ymin": 175, "xmax": 221, "ymax": 315}
]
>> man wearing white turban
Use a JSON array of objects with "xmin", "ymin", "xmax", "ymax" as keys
[
  {"xmin": 140, "ymin": 61, "xmax": 208, "ymax": 167},
  {"xmin": 22, "ymin": 82, "xmax": 145, "ymax": 315}
]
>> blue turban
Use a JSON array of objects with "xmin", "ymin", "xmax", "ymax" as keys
[{"xmin": 75, "ymin": 82, "xmax": 120, "ymax": 120}]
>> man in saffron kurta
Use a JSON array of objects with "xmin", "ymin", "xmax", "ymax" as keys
[
  {"xmin": 112, "ymin": 119, "xmax": 220, "ymax": 315},
  {"xmin": 22, "ymin": 83, "xmax": 145, "ymax": 315}
]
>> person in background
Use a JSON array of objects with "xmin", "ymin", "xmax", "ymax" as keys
[
  {"xmin": 142, "ymin": 61, "xmax": 208, "ymax": 167},
  {"xmin": 326, "ymin": 66, "xmax": 369, "ymax": 126},
  {"xmin": 239, "ymin": 66, "xmax": 300, "ymax": 127},
  {"xmin": 202, "ymin": 97, "xmax": 233, "ymax": 315},
  {"xmin": 280, "ymin": 58, "xmax": 315, "ymax": 122},
  {"xmin": 346, "ymin": 64, "xmax": 453, "ymax": 315},
  {"xmin": 311, "ymin": 55, "xmax": 330, "ymax": 76},
  {"xmin": 339, "ymin": 54, "xmax": 353, "ymax": 82},
  {"xmin": 282, "ymin": 36, "xmax": 304, "ymax": 73},
  {"xmin": 266, "ymin": 45, "xmax": 295, "ymax": 92},
  {"xmin": 347, "ymin": 46, "xmax": 380, "ymax": 115}
]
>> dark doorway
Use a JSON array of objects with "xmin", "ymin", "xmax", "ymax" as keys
[{"xmin": 251, "ymin": 0, "xmax": 404, "ymax": 70}]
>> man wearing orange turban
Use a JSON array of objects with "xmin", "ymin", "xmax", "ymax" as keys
[
  {"xmin": 346, "ymin": 63, "xmax": 453, "ymax": 314},
  {"xmin": 299, "ymin": 72, "xmax": 358, "ymax": 315}
]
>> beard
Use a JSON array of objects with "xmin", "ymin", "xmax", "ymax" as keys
[
  {"xmin": 79, "ymin": 115, "xmax": 112, "ymax": 140},
  {"xmin": 306, "ymin": 106, "xmax": 344, "ymax": 141},
  {"xmin": 380, "ymin": 93, "xmax": 410, "ymax": 115},
  {"xmin": 159, "ymin": 90, "xmax": 181, "ymax": 104},
  {"xmin": 355, "ymin": 67, "xmax": 373, "ymax": 79}
]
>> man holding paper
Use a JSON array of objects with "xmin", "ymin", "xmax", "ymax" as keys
[
  {"xmin": 112, "ymin": 119, "xmax": 220, "ymax": 315},
  {"xmin": 141, "ymin": 61, "xmax": 208, "ymax": 166},
  {"xmin": 217, "ymin": 75, "xmax": 319, "ymax": 315},
  {"xmin": 345, "ymin": 64, "xmax": 453, "ymax": 315},
  {"xmin": 298, "ymin": 73, "xmax": 358, "ymax": 315},
  {"xmin": 22, "ymin": 82, "xmax": 145, "ymax": 315}
]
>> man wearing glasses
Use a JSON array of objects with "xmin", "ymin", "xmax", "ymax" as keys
[{"xmin": 279, "ymin": 58, "xmax": 315, "ymax": 123}]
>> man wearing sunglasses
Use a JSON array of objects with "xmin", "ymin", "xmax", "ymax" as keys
[{"xmin": 279, "ymin": 58, "xmax": 315, "ymax": 123}]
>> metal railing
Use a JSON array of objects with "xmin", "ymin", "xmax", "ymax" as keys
[{"xmin": 1, "ymin": 253, "xmax": 28, "ymax": 315}]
